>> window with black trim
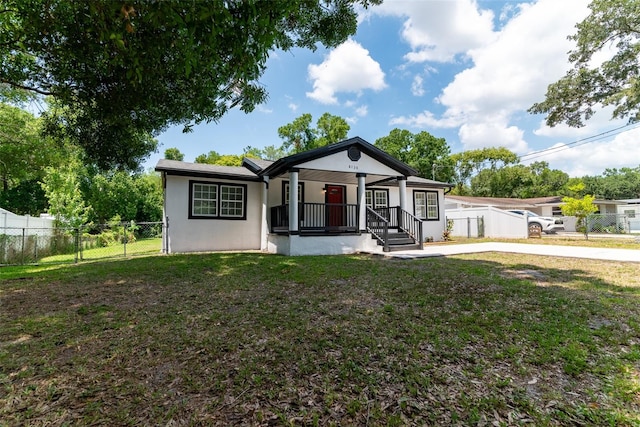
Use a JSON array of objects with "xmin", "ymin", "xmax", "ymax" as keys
[
  {"xmin": 414, "ymin": 190, "xmax": 439, "ymax": 220},
  {"xmin": 189, "ymin": 180, "xmax": 247, "ymax": 219},
  {"xmin": 365, "ymin": 189, "xmax": 389, "ymax": 209}
]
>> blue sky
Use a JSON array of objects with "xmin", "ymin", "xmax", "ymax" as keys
[{"xmin": 147, "ymin": 0, "xmax": 640, "ymax": 177}]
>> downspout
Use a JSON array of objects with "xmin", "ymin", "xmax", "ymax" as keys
[
  {"xmin": 260, "ymin": 177, "xmax": 269, "ymax": 251},
  {"xmin": 161, "ymin": 172, "xmax": 168, "ymax": 253}
]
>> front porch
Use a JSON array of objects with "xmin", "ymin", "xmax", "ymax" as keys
[
  {"xmin": 269, "ymin": 202, "xmax": 424, "ymax": 252},
  {"xmin": 270, "ymin": 203, "xmax": 360, "ymax": 234}
]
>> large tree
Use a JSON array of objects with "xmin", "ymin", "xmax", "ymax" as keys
[
  {"xmin": 0, "ymin": 0, "xmax": 379, "ymax": 169},
  {"xmin": 470, "ymin": 161, "xmax": 569, "ymax": 198},
  {"xmin": 278, "ymin": 112, "xmax": 350, "ymax": 154},
  {"xmin": 582, "ymin": 166, "xmax": 640, "ymax": 199},
  {"xmin": 529, "ymin": 0, "xmax": 640, "ymax": 127},
  {"xmin": 163, "ymin": 148, "xmax": 184, "ymax": 161},
  {"xmin": 85, "ymin": 170, "xmax": 163, "ymax": 223},
  {"xmin": 374, "ymin": 129, "xmax": 453, "ymax": 181},
  {"xmin": 194, "ymin": 151, "xmax": 244, "ymax": 166},
  {"xmin": 0, "ymin": 100, "xmax": 72, "ymax": 214},
  {"xmin": 450, "ymin": 147, "xmax": 519, "ymax": 195}
]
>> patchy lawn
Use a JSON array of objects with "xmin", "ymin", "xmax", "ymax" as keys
[
  {"xmin": 1, "ymin": 252, "xmax": 639, "ymax": 426},
  {"xmin": 445, "ymin": 235, "xmax": 640, "ymax": 250}
]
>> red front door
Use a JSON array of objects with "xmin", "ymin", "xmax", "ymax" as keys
[{"xmin": 326, "ymin": 185, "xmax": 344, "ymax": 228}]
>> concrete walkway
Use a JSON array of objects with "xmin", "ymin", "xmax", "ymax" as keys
[{"xmin": 363, "ymin": 242, "xmax": 640, "ymax": 262}]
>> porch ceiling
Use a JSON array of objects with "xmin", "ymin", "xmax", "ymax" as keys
[{"xmin": 291, "ymin": 169, "xmax": 391, "ymax": 185}]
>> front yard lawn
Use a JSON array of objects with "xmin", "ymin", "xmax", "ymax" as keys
[{"xmin": 1, "ymin": 252, "xmax": 639, "ymax": 425}]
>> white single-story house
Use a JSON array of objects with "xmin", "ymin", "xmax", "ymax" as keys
[
  {"xmin": 445, "ymin": 195, "xmax": 623, "ymax": 218},
  {"xmin": 617, "ymin": 199, "xmax": 640, "ymax": 232},
  {"xmin": 155, "ymin": 137, "xmax": 453, "ymax": 255},
  {"xmin": 445, "ymin": 195, "xmax": 628, "ymax": 233}
]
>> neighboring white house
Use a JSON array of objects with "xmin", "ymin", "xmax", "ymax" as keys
[
  {"xmin": 618, "ymin": 199, "xmax": 640, "ymax": 232},
  {"xmin": 156, "ymin": 137, "xmax": 453, "ymax": 255},
  {"xmin": 445, "ymin": 195, "xmax": 627, "ymax": 233}
]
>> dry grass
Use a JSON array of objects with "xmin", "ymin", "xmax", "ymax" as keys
[{"xmin": 1, "ymin": 252, "xmax": 639, "ymax": 426}]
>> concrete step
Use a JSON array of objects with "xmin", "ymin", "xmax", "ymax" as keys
[{"xmin": 385, "ymin": 243, "xmax": 422, "ymax": 252}]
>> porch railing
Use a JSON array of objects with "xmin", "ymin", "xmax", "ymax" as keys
[
  {"xmin": 398, "ymin": 208, "xmax": 423, "ymax": 245},
  {"xmin": 374, "ymin": 207, "xmax": 423, "ymax": 241},
  {"xmin": 270, "ymin": 203, "xmax": 359, "ymax": 233},
  {"xmin": 366, "ymin": 207, "xmax": 389, "ymax": 252},
  {"xmin": 372, "ymin": 206, "xmax": 398, "ymax": 228}
]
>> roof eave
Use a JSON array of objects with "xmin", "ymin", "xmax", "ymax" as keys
[{"xmin": 260, "ymin": 137, "xmax": 419, "ymax": 178}]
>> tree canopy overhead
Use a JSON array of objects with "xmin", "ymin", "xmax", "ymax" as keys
[
  {"xmin": 530, "ymin": 0, "xmax": 640, "ymax": 127},
  {"xmin": 278, "ymin": 112, "xmax": 350, "ymax": 154},
  {"xmin": 374, "ymin": 129, "xmax": 453, "ymax": 182},
  {"xmin": 0, "ymin": 0, "xmax": 379, "ymax": 169}
]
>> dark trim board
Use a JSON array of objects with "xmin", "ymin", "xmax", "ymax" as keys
[
  {"xmin": 164, "ymin": 170, "xmax": 261, "ymax": 182},
  {"xmin": 261, "ymin": 137, "xmax": 419, "ymax": 178}
]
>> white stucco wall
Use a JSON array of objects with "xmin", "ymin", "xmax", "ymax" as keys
[
  {"xmin": 267, "ymin": 234, "xmax": 379, "ymax": 256},
  {"xmin": 297, "ymin": 150, "xmax": 401, "ymax": 176},
  {"xmin": 164, "ymin": 175, "xmax": 262, "ymax": 253},
  {"xmin": 446, "ymin": 207, "xmax": 529, "ymax": 238}
]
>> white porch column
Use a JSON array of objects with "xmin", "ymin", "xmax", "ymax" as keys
[
  {"xmin": 357, "ymin": 173, "xmax": 367, "ymax": 232},
  {"xmin": 398, "ymin": 176, "xmax": 408, "ymax": 211},
  {"xmin": 260, "ymin": 176, "xmax": 269, "ymax": 250},
  {"xmin": 289, "ymin": 169, "xmax": 299, "ymax": 233}
]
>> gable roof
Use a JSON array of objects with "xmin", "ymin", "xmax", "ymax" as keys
[
  {"xmin": 259, "ymin": 136, "xmax": 419, "ymax": 178},
  {"xmin": 446, "ymin": 195, "xmax": 624, "ymax": 208},
  {"xmin": 155, "ymin": 137, "xmax": 458, "ymax": 188},
  {"xmin": 446, "ymin": 195, "xmax": 538, "ymax": 208},
  {"xmin": 242, "ymin": 157, "xmax": 274, "ymax": 174}
]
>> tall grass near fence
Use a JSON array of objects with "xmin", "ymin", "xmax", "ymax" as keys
[{"xmin": 1, "ymin": 222, "xmax": 163, "ymax": 266}]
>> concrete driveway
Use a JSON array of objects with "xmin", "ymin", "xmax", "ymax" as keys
[{"xmin": 365, "ymin": 242, "xmax": 640, "ymax": 262}]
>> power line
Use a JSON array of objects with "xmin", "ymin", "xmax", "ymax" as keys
[{"xmin": 518, "ymin": 122, "xmax": 640, "ymax": 162}]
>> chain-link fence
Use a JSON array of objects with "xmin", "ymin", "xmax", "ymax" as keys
[
  {"xmin": 1, "ymin": 221, "xmax": 163, "ymax": 266},
  {"xmin": 565, "ymin": 213, "xmax": 635, "ymax": 236}
]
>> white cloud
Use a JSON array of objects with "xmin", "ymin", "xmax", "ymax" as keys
[
  {"xmin": 256, "ymin": 105, "xmax": 273, "ymax": 114},
  {"xmin": 411, "ymin": 75, "xmax": 425, "ymax": 96},
  {"xmin": 390, "ymin": 110, "xmax": 463, "ymax": 129},
  {"xmin": 288, "ymin": 103, "xmax": 298, "ymax": 112},
  {"xmin": 533, "ymin": 106, "xmax": 625, "ymax": 138},
  {"xmin": 458, "ymin": 121, "xmax": 529, "ymax": 153},
  {"xmin": 373, "ymin": 0, "xmax": 496, "ymax": 63},
  {"xmin": 354, "ymin": 105, "xmax": 368, "ymax": 117},
  {"xmin": 523, "ymin": 127, "xmax": 640, "ymax": 177},
  {"xmin": 388, "ymin": 0, "xmax": 593, "ymax": 153},
  {"xmin": 438, "ymin": 0, "xmax": 590, "ymax": 118},
  {"xmin": 306, "ymin": 39, "xmax": 387, "ymax": 104}
]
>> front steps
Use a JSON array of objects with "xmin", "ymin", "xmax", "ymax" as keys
[{"xmin": 379, "ymin": 231, "xmax": 422, "ymax": 252}]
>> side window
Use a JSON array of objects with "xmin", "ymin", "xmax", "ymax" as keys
[
  {"xmin": 189, "ymin": 181, "xmax": 246, "ymax": 219},
  {"xmin": 220, "ymin": 185, "xmax": 245, "ymax": 218},
  {"xmin": 374, "ymin": 190, "xmax": 388, "ymax": 209},
  {"xmin": 414, "ymin": 190, "xmax": 439, "ymax": 220},
  {"xmin": 365, "ymin": 189, "xmax": 389, "ymax": 210},
  {"xmin": 192, "ymin": 183, "xmax": 218, "ymax": 217}
]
